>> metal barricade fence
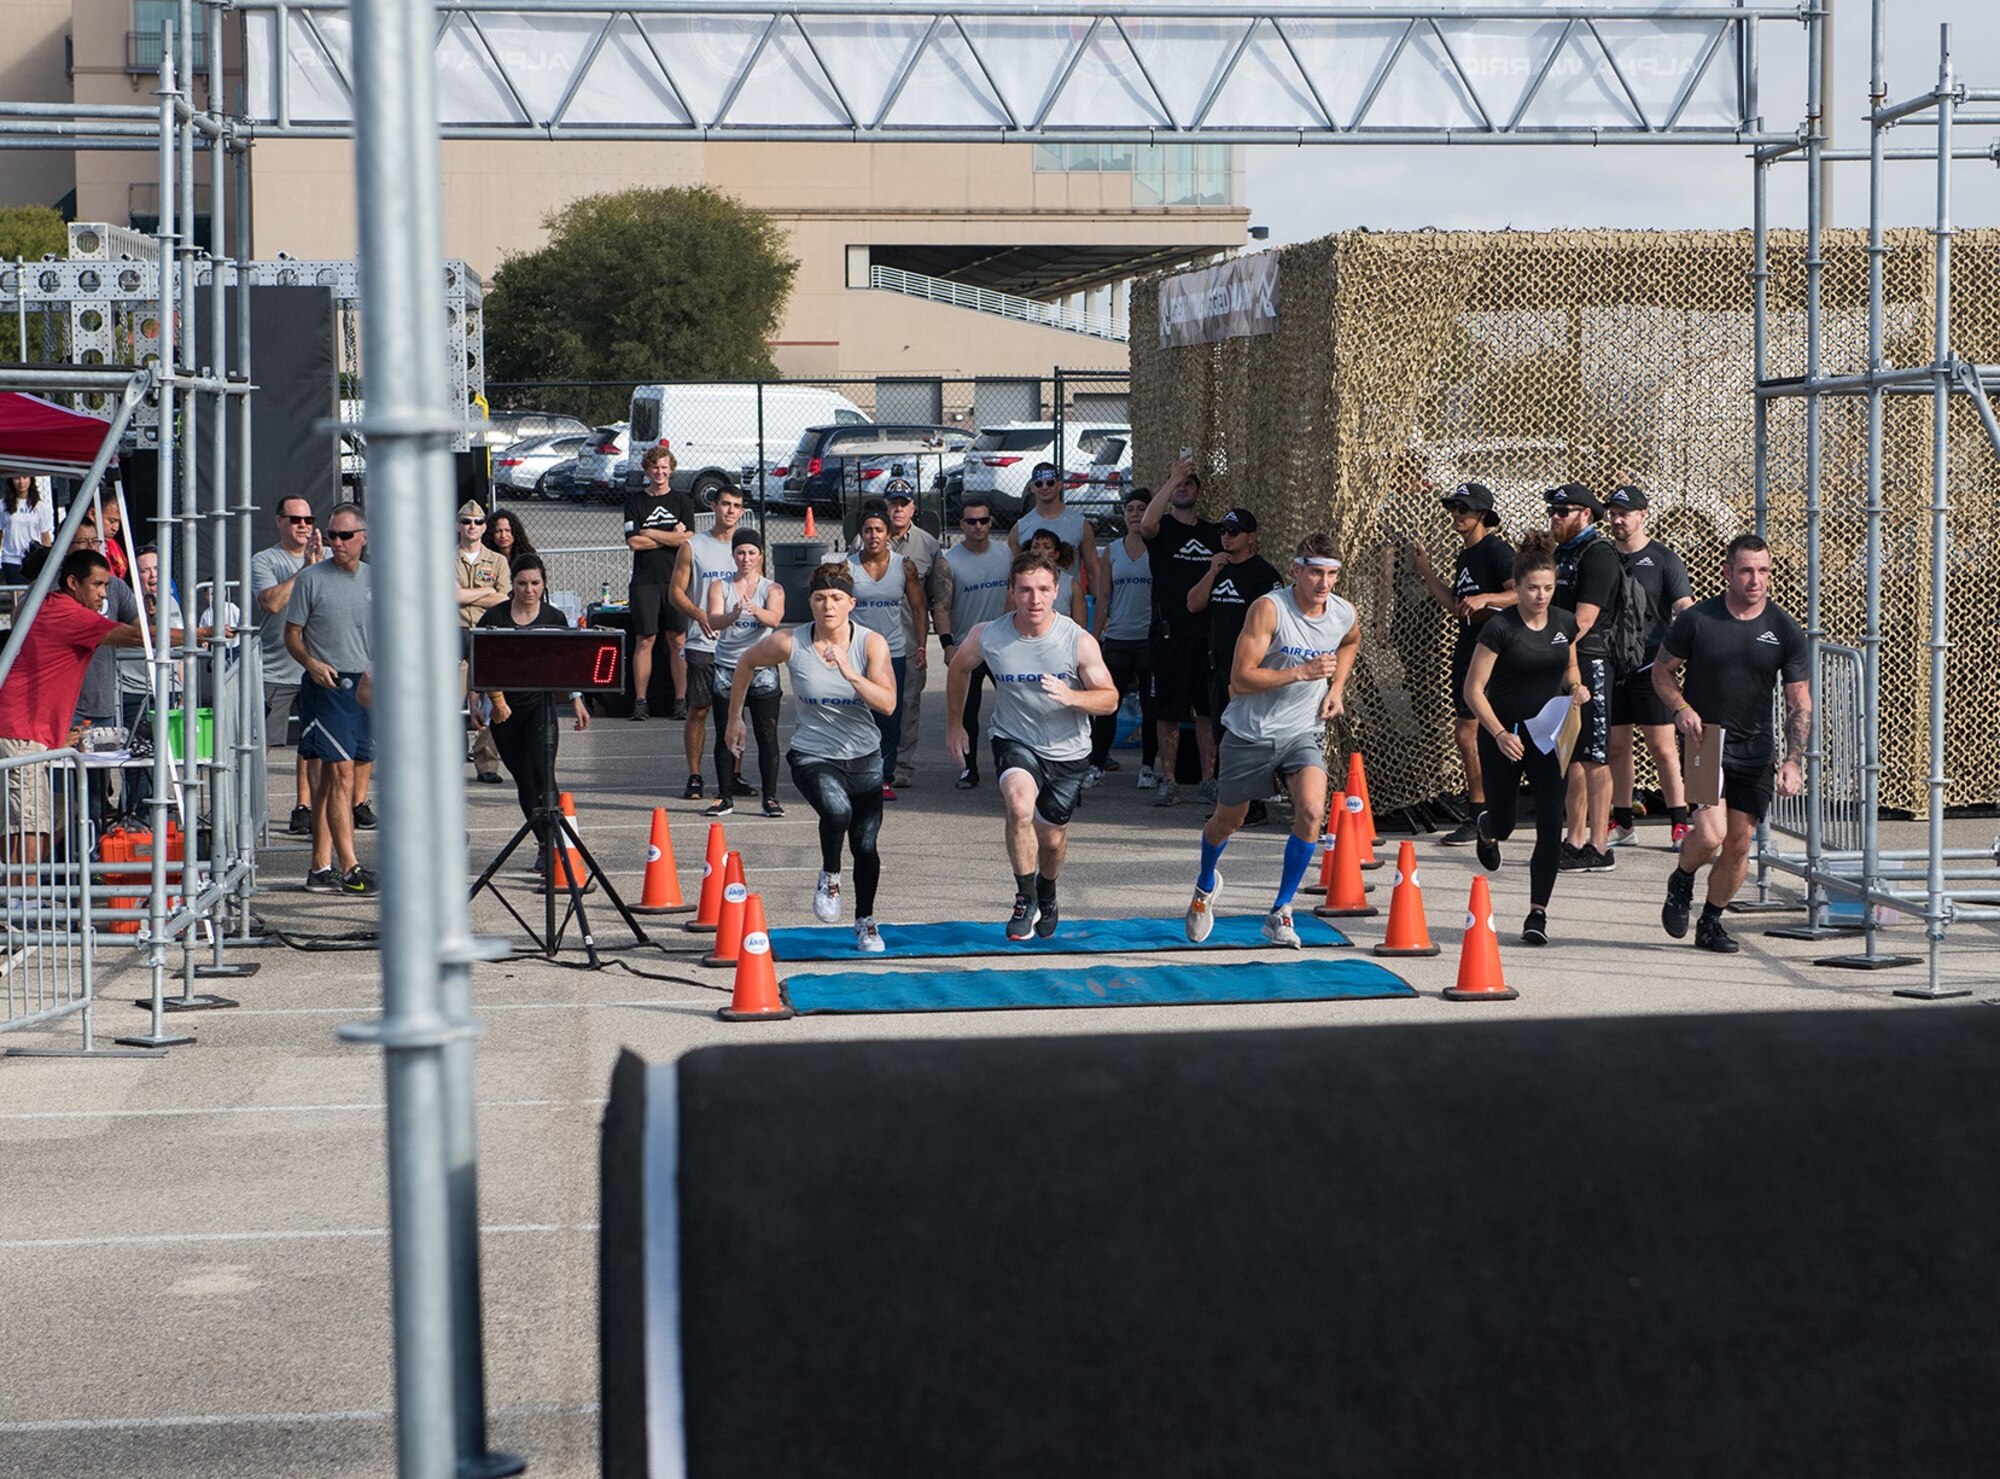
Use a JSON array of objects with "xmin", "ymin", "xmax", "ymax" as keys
[
  {"xmin": 1, "ymin": 746, "xmax": 100, "ymax": 1056},
  {"xmin": 1768, "ymin": 643, "xmax": 1864, "ymax": 851}
]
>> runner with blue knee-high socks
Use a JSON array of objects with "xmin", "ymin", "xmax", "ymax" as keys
[{"xmin": 1185, "ymin": 531, "xmax": 1359, "ymax": 948}]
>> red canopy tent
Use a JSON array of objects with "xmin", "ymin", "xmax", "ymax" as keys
[{"xmin": 0, "ymin": 391, "xmax": 118, "ymax": 478}]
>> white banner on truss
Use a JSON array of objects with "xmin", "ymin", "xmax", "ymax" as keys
[
  {"xmin": 242, "ymin": 3, "xmax": 1759, "ymax": 137},
  {"xmin": 1159, "ymin": 253, "xmax": 1278, "ymax": 348}
]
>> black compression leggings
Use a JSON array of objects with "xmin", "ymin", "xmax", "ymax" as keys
[
  {"xmin": 1476, "ymin": 727, "xmax": 1566, "ymax": 909},
  {"xmin": 712, "ymin": 683, "xmax": 780, "ymax": 799},
  {"xmin": 787, "ymin": 751, "xmax": 884, "ymax": 918}
]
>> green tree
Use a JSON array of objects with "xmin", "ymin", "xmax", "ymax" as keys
[
  {"xmin": 484, "ymin": 186, "xmax": 798, "ymax": 425},
  {"xmin": 0, "ymin": 205, "xmax": 68, "ymax": 263}
]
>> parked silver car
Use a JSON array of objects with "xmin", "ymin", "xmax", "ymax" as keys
[
  {"xmin": 572, "ymin": 422, "xmax": 632, "ymax": 503},
  {"xmin": 493, "ymin": 432, "xmax": 592, "ymax": 497}
]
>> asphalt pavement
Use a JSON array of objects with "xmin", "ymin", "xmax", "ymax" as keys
[{"xmin": 3, "ymin": 675, "xmax": 1995, "ymax": 1477}]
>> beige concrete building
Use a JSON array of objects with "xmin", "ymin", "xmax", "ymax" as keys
[{"xmin": 5, "ymin": 4, "xmax": 1249, "ymax": 383}]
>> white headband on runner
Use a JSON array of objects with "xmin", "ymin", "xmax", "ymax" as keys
[{"xmin": 1295, "ymin": 556, "xmax": 1342, "ymax": 570}]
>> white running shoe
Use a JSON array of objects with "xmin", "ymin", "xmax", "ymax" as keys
[
  {"xmin": 1136, "ymin": 765, "xmax": 1157, "ymax": 790},
  {"xmin": 1262, "ymin": 907, "xmax": 1302, "ymax": 949},
  {"xmin": 813, "ymin": 870, "xmax": 841, "ymax": 923},
  {"xmin": 1081, "ymin": 765, "xmax": 1104, "ymax": 789},
  {"xmin": 1185, "ymin": 871, "xmax": 1222, "ymax": 943},
  {"xmin": 855, "ymin": 917, "xmax": 884, "ymax": 953}
]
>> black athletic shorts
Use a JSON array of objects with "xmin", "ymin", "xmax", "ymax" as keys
[
  {"xmin": 991, "ymin": 736, "xmax": 1091, "ymax": 828},
  {"xmin": 1450, "ymin": 637, "xmax": 1477, "ymax": 722},
  {"xmin": 1717, "ymin": 764, "xmax": 1776, "ymax": 823},
  {"xmin": 1611, "ymin": 668, "xmax": 1672, "ymax": 728},
  {"xmin": 1204, "ymin": 666, "xmax": 1234, "ymax": 726},
  {"xmin": 684, "ymin": 650, "xmax": 717, "ymax": 712},
  {"xmin": 1148, "ymin": 632, "xmax": 1211, "ymax": 723},
  {"xmin": 1572, "ymin": 655, "xmax": 1612, "ymax": 767},
  {"xmin": 629, "ymin": 583, "xmax": 688, "ymax": 639}
]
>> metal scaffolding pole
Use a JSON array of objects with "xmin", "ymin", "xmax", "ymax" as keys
[
  {"xmin": 1893, "ymin": 26, "xmax": 1970, "ymax": 1003},
  {"xmin": 335, "ymin": 0, "xmax": 517, "ymax": 1474}
]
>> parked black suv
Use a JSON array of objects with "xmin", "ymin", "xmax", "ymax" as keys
[{"xmin": 777, "ymin": 424, "xmax": 972, "ymax": 516}]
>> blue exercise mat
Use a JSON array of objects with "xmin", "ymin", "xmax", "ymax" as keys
[
  {"xmin": 782, "ymin": 958, "xmax": 1416, "ymax": 1014},
  {"xmin": 765, "ymin": 914, "xmax": 1350, "ymax": 962}
]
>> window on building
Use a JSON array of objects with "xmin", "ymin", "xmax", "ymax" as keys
[
  {"xmin": 1036, "ymin": 141, "xmax": 1232, "ymax": 204},
  {"xmin": 130, "ymin": 2, "xmax": 209, "ymax": 73}
]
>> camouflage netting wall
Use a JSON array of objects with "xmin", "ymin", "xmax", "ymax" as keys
[{"xmin": 1131, "ymin": 229, "xmax": 2000, "ymax": 817}]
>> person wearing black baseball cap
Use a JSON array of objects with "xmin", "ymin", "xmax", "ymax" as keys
[
  {"xmin": 1412, "ymin": 482, "xmax": 1515, "ymax": 845},
  {"xmin": 1187, "ymin": 507, "xmax": 1283, "ymax": 819},
  {"xmin": 1544, "ymin": 483, "xmax": 1622, "ymax": 870},
  {"xmin": 1604, "ymin": 485, "xmax": 1695, "ymax": 848}
]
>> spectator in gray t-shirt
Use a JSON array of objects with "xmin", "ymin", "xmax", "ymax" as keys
[
  {"xmin": 284, "ymin": 502, "xmax": 377, "ymax": 893},
  {"xmin": 252, "ymin": 497, "xmax": 325, "ymax": 835}
]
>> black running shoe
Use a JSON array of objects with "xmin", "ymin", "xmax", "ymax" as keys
[
  {"xmin": 1662, "ymin": 866, "xmax": 1696, "ymax": 939},
  {"xmin": 1584, "ymin": 845, "xmax": 1616, "ymax": 872},
  {"xmin": 733, "ymin": 776, "xmax": 756, "ymax": 798},
  {"xmin": 1006, "ymin": 893, "xmax": 1039, "ymax": 941},
  {"xmin": 1556, "ymin": 841, "xmax": 1591, "ymax": 872},
  {"xmin": 1034, "ymin": 897, "xmax": 1059, "ymax": 939},
  {"xmin": 288, "ymin": 804, "xmax": 312, "ymax": 836},
  {"xmin": 352, "ymin": 801, "xmax": 378, "ymax": 831},
  {"xmin": 955, "ymin": 767, "xmax": 979, "ymax": 789},
  {"xmin": 303, "ymin": 867, "xmax": 343, "ymax": 893},
  {"xmin": 1438, "ymin": 819, "xmax": 1481, "ymax": 847},
  {"xmin": 1475, "ymin": 812, "xmax": 1501, "ymax": 873},
  {"xmin": 682, "ymin": 774, "xmax": 703, "ymax": 801},
  {"xmin": 1244, "ymin": 799, "xmax": 1269, "ymax": 827},
  {"xmin": 1695, "ymin": 913, "xmax": 1741, "ymax": 954},
  {"xmin": 628, "ymin": 701, "xmax": 649, "ymax": 722},
  {"xmin": 340, "ymin": 865, "xmax": 379, "ymax": 897},
  {"xmin": 702, "ymin": 798, "xmax": 734, "ymax": 818},
  {"xmin": 1521, "ymin": 908, "xmax": 1549, "ymax": 946}
]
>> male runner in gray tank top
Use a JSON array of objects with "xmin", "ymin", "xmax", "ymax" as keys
[
  {"xmin": 945, "ymin": 550, "xmax": 1120, "ymax": 940},
  {"xmin": 1185, "ymin": 532, "xmax": 1359, "ymax": 948}
]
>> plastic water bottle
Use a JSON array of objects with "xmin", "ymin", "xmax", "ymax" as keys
[{"xmin": 599, "ymin": 580, "xmax": 612, "ymax": 607}]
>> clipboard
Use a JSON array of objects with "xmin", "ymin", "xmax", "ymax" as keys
[
  {"xmin": 1552, "ymin": 701, "xmax": 1583, "ymax": 772},
  {"xmin": 1683, "ymin": 725, "xmax": 1725, "ymax": 808},
  {"xmin": 1522, "ymin": 696, "xmax": 1584, "ymax": 770}
]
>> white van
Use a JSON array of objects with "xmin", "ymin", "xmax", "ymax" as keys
[{"xmin": 625, "ymin": 383, "xmax": 871, "ymax": 502}]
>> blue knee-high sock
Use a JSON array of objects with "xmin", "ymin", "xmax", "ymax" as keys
[
  {"xmin": 1273, "ymin": 833, "xmax": 1316, "ymax": 910},
  {"xmin": 1198, "ymin": 836, "xmax": 1228, "ymax": 892}
]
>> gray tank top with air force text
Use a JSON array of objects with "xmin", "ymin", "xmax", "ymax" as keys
[
  {"xmin": 682, "ymin": 531, "xmax": 737, "ymax": 654},
  {"xmin": 845, "ymin": 550, "xmax": 908, "ymax": 658},
  {"xmin": 785, "ymin": 621, "xmax": 879, "ymax": 762},
  {"xmin": 982, "ymin": 611, "xmax": 1091, "ymax": 762},
  {"xmin": 941, "ymin": 541, "xmax": 1012, "ymax": 634},
  {"xmin": 1220, "ymin": 589, "xmax": 1356, "ymax": 744}
]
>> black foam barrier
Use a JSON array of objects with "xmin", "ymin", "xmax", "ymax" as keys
[{"xmin": 602, "ymin": 1011, "xmax": 2000, "ymax": 1478}]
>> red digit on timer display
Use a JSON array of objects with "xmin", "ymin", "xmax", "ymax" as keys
[{"xmin": 593, "ymin": 643, "xmax": 619, "ymax": 686}]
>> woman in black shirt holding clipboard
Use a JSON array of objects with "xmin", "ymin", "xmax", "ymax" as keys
[
  {"xmin": 478, "ymin": 554, "xmax": 590, "ymax": 875},
  {"xmin": 1462, "ymin": 532, "xmax": 1589, "ymax": 945}
]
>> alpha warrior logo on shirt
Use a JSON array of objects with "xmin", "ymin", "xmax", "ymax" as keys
[
  {"xmin": 1756, "ymin": 631, "xmax": 1781, "ymax": 645},
  {"xmin": 1175, "ymin": 539, "xmax": 1212, "ymax": 560},
  {"xmin": 1551, "ymin": 632, "xmax": 1570, "ymax": 645},
  {"xmin": 1633, "ymin": 556, "xmax": 1655, "ymax": 567},
  {"xmin": 1213, "ymin": 579, "xmax": 1241, "ymax": 602}
]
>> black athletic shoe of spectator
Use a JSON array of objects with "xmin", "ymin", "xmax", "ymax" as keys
[
  {"xmin": 629, "ymin": 701, "xmax": 649, "ymax": 722},
  {"xmin": 682, "ymin": 774, "xmax": 703, "ymax": 800},
  {"xmin": 1439, "ymin": 819, "xmax": 1480, "ymax": 846},
  {"xmin": 1557, "ymin": 840, "xmax": 1591, "ymax": 872},
  {"xmin": 1585, "ymin": 844, "xmax": 1616, "ymax": 871},
  {"xmin": 1475, "ymin": 812, "xmax": 1501, "ymax": 873},
  {"xmin": 955, "ymin": 767, "xmax": 979, "ymax": 789},
  {"xmin": 352, "ymin": 802, "xmax": 378, "ymax": 830},
  {"xmin": 1662, "ymin": 866, "xmax": 1696, "ymax": 939},
  {"xmin": 1006, "ymin": 893, "xmax": 1038, "ymax": 941},
  {"xmin": 288, "ymin": 805, "xmax": 312, "ymax": 836},
  {"xmin": 1695, "ymin": 913, "xmax": 1740, "ymax": 953},
  {"xmin": 1521, "ymin": 908, "xmax": 1549, "ymax": 946},
  {"xmin": 733, "ymin": 777, "xmax": 756, "ymax": 797}
]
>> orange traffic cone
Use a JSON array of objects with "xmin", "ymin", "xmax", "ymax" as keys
[
  {"xmin": 632, "ymin": 808, "xmax": 693, "ymax": 914},
  {"xmin": 803, "ymin": 506, "xmax": 818, "ymax": 539},
  {"xmin": 1313, "ymin": 794, "xmax": 1378, "ymax": 918},
  {"xmin": 1316, "ymin": 790, "xmax": 1346, "ymax": 897},
  {"xmin": 718, "ymin": 893, "xmax": 793, "ymax": 1021},
  {"xmin": 1373, "ymin": 841, "xmax": 1441, "ymax": 957},
  {"xmin": 1344, "ymin": 753, "xmax": 1384, "ymax": 868},
  {"xmin": 1443, "ymin": 875, "xmax": 1516, "ymax": 1001},
  {"xmin": 686, "ymin": 822, "xmax": 727, "ymax": 933},
  {"xmin": 701, "ymin": 854, "xmax": 750, "ymax": 968},
  {"xmin": 549, "ymin": 791, "xmax": 595, "ymax": 892}
]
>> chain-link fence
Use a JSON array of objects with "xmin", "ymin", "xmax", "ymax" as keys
[{"xmin": 1131, "ymin": 229, "xmax": 2000, "ymax": 817}]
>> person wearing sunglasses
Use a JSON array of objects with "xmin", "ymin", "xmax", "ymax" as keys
[
  {"xmin": 1007, "ymin": 459, "xmax": 1104, "ymax": 628},
  {"xmin": 931, "ymin": 496, "xmax": 1012, "ymax": 788},
  {"xmin": 284, "ymin": 503, "xmax": 377, "ymax": 895},
  {"xmin": 455, "ymin": 499, "xmax": 508, "ymax": 784},
  {"xmin": 254, "ymin": 497, "xmax": 330, "ymax": 836}
]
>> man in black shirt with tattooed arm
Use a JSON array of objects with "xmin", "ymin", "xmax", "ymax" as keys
[{"xmin": 1651, "ymin": 534, "xmax": 1811, "ymax": 954}]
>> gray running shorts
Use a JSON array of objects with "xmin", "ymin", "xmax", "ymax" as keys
[{"xmin": 1216, "ymin": 727, "xmax": 1325, "ymax": 808}]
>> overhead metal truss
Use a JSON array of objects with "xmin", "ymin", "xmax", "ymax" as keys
[
  {"xmin": 238, "ymin": 1, "xmax": 1803, "ymax": 144},
  {"xmin": 1, "ymin": 238, "xmax": 487, "ymax": 449}
]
